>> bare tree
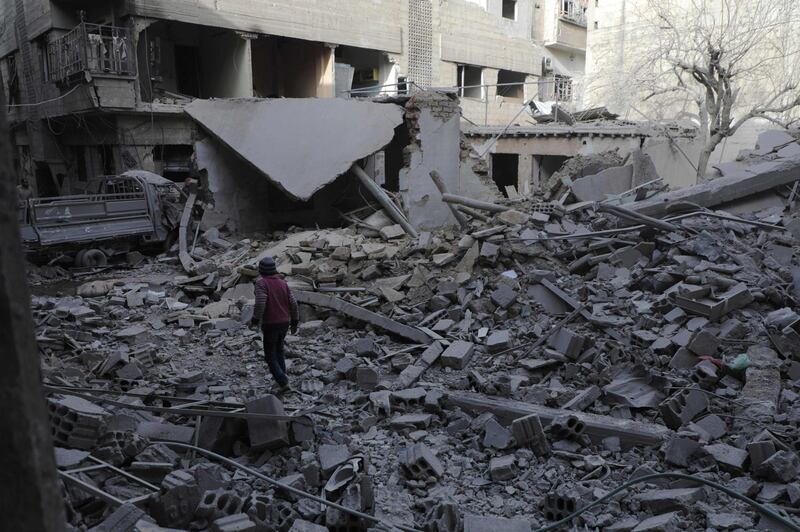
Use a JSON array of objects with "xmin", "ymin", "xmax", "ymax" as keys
[{"xmin": 588, "ymin": 0, "xmax": 800, "ymax": 179}]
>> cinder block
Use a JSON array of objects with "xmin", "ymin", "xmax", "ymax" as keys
[
  {"xmin": 440, "ymin": 340, "xmax": 475, "ymax": 369},
  {"xmin": 368, "ymin": 390, "xmax": 391, "ymax": 417},
  {"xmin": 423, "ymin": 500, "xmax": 462, "ymax": 532},
  {"xmin": 209, "ymin": 513, "xmax": 256, "ymax": 532},
  {"xmin": 690, "ymin": 360, "xmax": 719, "ymax": 388},
  {"xmin": 195, "ymin": 488, "xmax": 245, "ymax": 525},
  {"xmin": 355, "ymin": 366, "xmax": 379, "ymax": 390},
  {"xmin": 549, "ymin": 414, "xmax": 585, "ymax": 441},
  {"xmin": 704, "ymin": 443, "xmax": 748, "ymax": 473},
  {"xmin": 391, "ymin": 387, "xmax": 427, "ymax": 409},
  {"xmin": 542, "ymin": 489, "xmax": 582, "ymax": 522},
  {"xmin": 401, "ymin": 443, "xmax": 444, "ymax": 480},
  {"xmin": 511, "ymin": 414, "xmax": 550, "ymax": 456},
  {"xmin": 658, "ymin": 388, "xmax": 708, "ymax": 429},
  {"xmin": 47, "ymin": 396, "xmax": 109, "ymax": 450}
]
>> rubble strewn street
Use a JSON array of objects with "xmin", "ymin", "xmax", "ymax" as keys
[{"xmin": 31, "ymin": 132, "xmax": 800, "ymax": 531}]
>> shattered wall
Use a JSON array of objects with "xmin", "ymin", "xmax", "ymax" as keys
[{"xmin": 400, "ymin": 92, "xmax": 497, "ymax": 229}]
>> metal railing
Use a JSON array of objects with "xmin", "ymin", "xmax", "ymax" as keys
[
  {"xmin": 560, "ymin": 0, "xmax": 587, "ymax": 26},
  {"xmin": 47, "ymin": 22, "xmax": 134, "ymax": 85},
  {"xmin": 538, "ymin": 76, "xmax": 574, "ymax": 102}
]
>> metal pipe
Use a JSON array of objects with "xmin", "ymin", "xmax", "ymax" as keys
[{"xmin": 351, "ymin": 164, "xmax": 418, "ymax": 238}]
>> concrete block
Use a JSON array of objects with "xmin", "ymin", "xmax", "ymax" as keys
[
  {"xmin": 658, "ymin": 388, "xmax": 708, "ymax": 429},
  {"xmin": 490, "ymin": 285, "xmax": 517, "ymax": 309},
  {"xmin": 635, "ymin": 487, "xmax": 706, "ymax": 513},
  {"xmin": 687, "ymin": 329, "xmax": 719, "ymax": 356},
  {"xmin": 463, "ymin": 514, "xmax": 531, "ymax": 532},
  {"xmin": 318, "ymin": 444, "xmax": 350, "ymax": 476},
  {"xmin": 512, "ymin": 414, "xmax": 550, "ymax": 456},
  {"xmin": 390, "ymin": 413, "xmax": 433, "ymax": 430},
  {"xmin": 486, "ymin": 330, "xmax": 511, "ymax": 353},
  {"xmin": 396, "ymin": 365, "xmax": 425, "ymax": 389},
  {"xmin": 401, "ymin": 443, "xmax": 444, "ymax": 480},
  {"xmin": 690, "ymin": 359, "xmax": 719, "ymax": 389},
  {"xmin": 379, "ymin": 224, "xmax": 405, "ymax": 240},
  {"xmin": 209, "ymin": 513, "xmax": 255, "ymax": 532},
  {"xmin": 368, "ymin": 390, "xmax": 391, "ymax": 417},
  {"xmin": 355, "ymin": 367, "xmax": 379, "ymax": 390},
  {"xmin": 549, "ymin": 414, "xmax": 585, "ymax": 441},
  {"xmin": 136, "ymin": 421, "xmax": 195, "ymax": 444},
  {"xmin": 755, "ymin": 450, "xmax": 800, "ymax": 482},
  {"xmin": 542, "ymin": 489, "xmax": 583, "ymax": 522},
  {"xmin": 245, "ymin": 395, "xmax": 289, "ymax": 451},
  {"xmin": 547, "ymin": 328, "xmax": 586, "ymax": 359},
  {"xmin": 704, "ymin": 443, "xmax": 748, "ymax": 473},
  {"xmin": 483, "ymin": 418, "xmax": 512, "ymax": 450},
  {"xmin": 686, "ymin": 414, "xmax": 727, "ymax": 442},
  {"xmin": 747, "ymin": 440, "xmax": 777, "ymax": 471},
  {"xmin": 563, "ymin": 385, "xmax": 601, "ymax": 412},
  {"xmin": 662, "ymin": 437, "xmax": 701, "ymax": 468},
  {"xmin": 149, "ymin": 484, "xmax": 203, "ymax": 528},
  {"xmin": 351, "ymin": 337, "xmax": 379, "ymax": 357},
  {"xmin": 440, "ymin": 340, "xmax": 475, "ymax": 369},
  {"xmin": 479, "ymin": 242, "xmax": 500, "ymax": 264},
  {"xmin": 489, "ymin": 455, "xmax": 517, "ymax": 481},
  {"xmin": 196, "ymin": 488, "xmax": 245, "ymax": 524},
  {"xmin": 420, "ymin": 341, "xmax": 445, "ymax": 365},
  {"xmin": 422, "ymin": 500, "xmax": 462, "ymax": 532}
]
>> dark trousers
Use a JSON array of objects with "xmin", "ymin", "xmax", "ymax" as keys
[{"xmin": 262, "ymin": 323, "xmax": 289, "ymax": 386}]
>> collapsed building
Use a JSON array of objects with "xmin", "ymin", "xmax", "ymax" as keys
[{"xmin": 17, "ymin": 128, "xmax": 800, "ymax": 532}]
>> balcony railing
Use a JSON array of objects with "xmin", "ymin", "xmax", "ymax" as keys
[
  {"xmin": 559, "ymin": 1, "xmax": 587, "ymax": 26},
  {"xmin": 539, "ymin": 76, "xmax": 574, "ymax": 103},
  {"xmin": 47, "ymin": 23, "xmax": 134, "ymax": 86}
]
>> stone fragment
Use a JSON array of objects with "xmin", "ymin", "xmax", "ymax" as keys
[
  {"xmin": 635, "ymin": 487, "xmax": 706, "ymax": 513},
  {"xmin": 318, "ymin": 444, "xmax": 350, "ymax": 476},
  {"xmin": 755, "ymin": 450, "xmax": 800, "ymax": 482},
  {"xmin": 662, "ymin": 437, "xmax": 701, "ymax": 468},
  {"xmin": 483, "ymin": 418, "xmax": 512, "ymax": 450},
  {"xmin": 704, "ymin": 443, "xmax": 748, "ymax": 473},
  {"xmin": 379, "ymin": 224, "xmax": 405, "ymax": 240},
  {"xmin": 490, "ymin": 285, "xmax": 517, "ymax": 309},
  {"xmin": 486, "ymin": 330, "xmax": 511, "ymax": 353},
  {"xmin": 658, "ymin": 388, "xmax": 708, "ymax": 429},
  {"xmin": 489, "ymin": 455, "xmax": 517, "ymax": 481},
  {"xmin": 547, "ymin": 328, "xmax": 586, "ymax": 359},
  {"xmin": 88, "ymin": 503, "xmax": 146, "ymax": 532}
]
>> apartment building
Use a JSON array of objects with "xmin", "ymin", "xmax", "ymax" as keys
[{"xmin": 1, "ymin": 0, "xmax": 586, "ymax": 195}]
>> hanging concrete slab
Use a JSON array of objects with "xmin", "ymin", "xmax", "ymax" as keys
[
  {"xmin": 570, "ymin": 165, "xmax": 633, "ymax": 202},
  {"xmin": 185, "ymin": 98, "xmax": 404, "ymax": 201}
]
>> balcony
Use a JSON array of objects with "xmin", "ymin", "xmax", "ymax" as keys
[
  {"xmin": 47, "ymin": 23, "xmax": 135, "ymax": 87},
  {"xmin": 559, "ymin": 1, "xmax": 587, "ymax": 27}
]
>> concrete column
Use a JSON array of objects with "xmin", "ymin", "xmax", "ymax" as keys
[
  {"xmin": 0, "ymin": 70, "xmax": 66, "ymax": 531},
  {"xmin": 319, "ymin": 43, "xmax": 338, "ymax": 98},
  {"xmin": 519, "ymin": 154, "xmax": 533, "ymax": 196}
]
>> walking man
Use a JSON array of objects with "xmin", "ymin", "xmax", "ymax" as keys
[{"xmin": 251, "ymin": 256, "xmax": 299, "ymax": 390}]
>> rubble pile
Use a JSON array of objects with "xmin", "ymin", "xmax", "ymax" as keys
[{"xmin": 33, "ymin": 134, "xmax": 800, "ymax": 531}]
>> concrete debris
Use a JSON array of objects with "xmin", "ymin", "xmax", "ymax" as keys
[{"xmin": 25, "ymin": 129, "xmax": 800, "ymax": 531}]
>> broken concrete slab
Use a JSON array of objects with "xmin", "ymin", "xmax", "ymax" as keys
[
  {"xmin": 633, "ymin": 151, "xmax": 800, "ymax": 217},
  {"xmin": 571, "ymin": 165, "xmax": 633, "ymax": 202},
  {"xmin": 294, "ymin": 290, "xmax": 430, "ymax": 344},
  {"xmin": 186, "ymin": 98, "xmax": 404, "ymax": 201}
]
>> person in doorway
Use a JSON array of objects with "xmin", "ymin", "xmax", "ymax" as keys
[
  {"xmin": 16, "ymin": 178, "xmax": 33, "ymax": 203},
  {"xmin": 250, "ymin": 256, "xmax": 299, "ymax": 390}
]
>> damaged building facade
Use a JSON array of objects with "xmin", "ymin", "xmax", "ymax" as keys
[{"xmin": 2, "ymin": 0, "xmax": 588, "ymax": 205}]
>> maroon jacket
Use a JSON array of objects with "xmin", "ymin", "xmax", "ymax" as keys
[{"xmin": 253, "ymin": 275, "xmax": 299, "ymax": 326}]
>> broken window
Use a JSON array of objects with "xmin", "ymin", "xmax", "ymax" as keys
[
  {"xmin": 457, "ymin": 65, "xmax": 484, "ymax": 99},
  {"xmin": 174, "ymin": 45, "xmax": 201, "ymax": 97},
  {"xmin": 496, "ymin": 70, "xmax": 526, "ymax": 100},
  {"xmin": 555, "ymin": 76, "xmax": 573, "ymax": 102},
  {"xmin": 502, "ymin": 0, "xmax": 517, "ymax": 20}
]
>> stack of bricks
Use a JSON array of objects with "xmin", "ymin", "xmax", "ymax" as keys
[{"xmin": 47, "ymin": 395, "xmax": 109, "ymax": 450}]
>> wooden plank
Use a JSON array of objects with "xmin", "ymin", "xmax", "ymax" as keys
[
  {"xmin": 294, "ymin": 290, "xmax": 431, "ymax": 345},
  {"xmin": 447, "ymin": 391, "xmax": 673, "ymax": 449}
]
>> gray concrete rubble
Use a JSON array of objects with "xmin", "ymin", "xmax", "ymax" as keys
[{"xmin": 26, "ymin": 130, "xmax": 800, "ymax": 531}]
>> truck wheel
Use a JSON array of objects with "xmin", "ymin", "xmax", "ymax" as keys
[
  {"xmin": 79, "ymin": 249, "xmax": 108, "ymax": 268},
  {"xmin": 73, "ymin": 249, "xmax": 87, "ymax": 267}
]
